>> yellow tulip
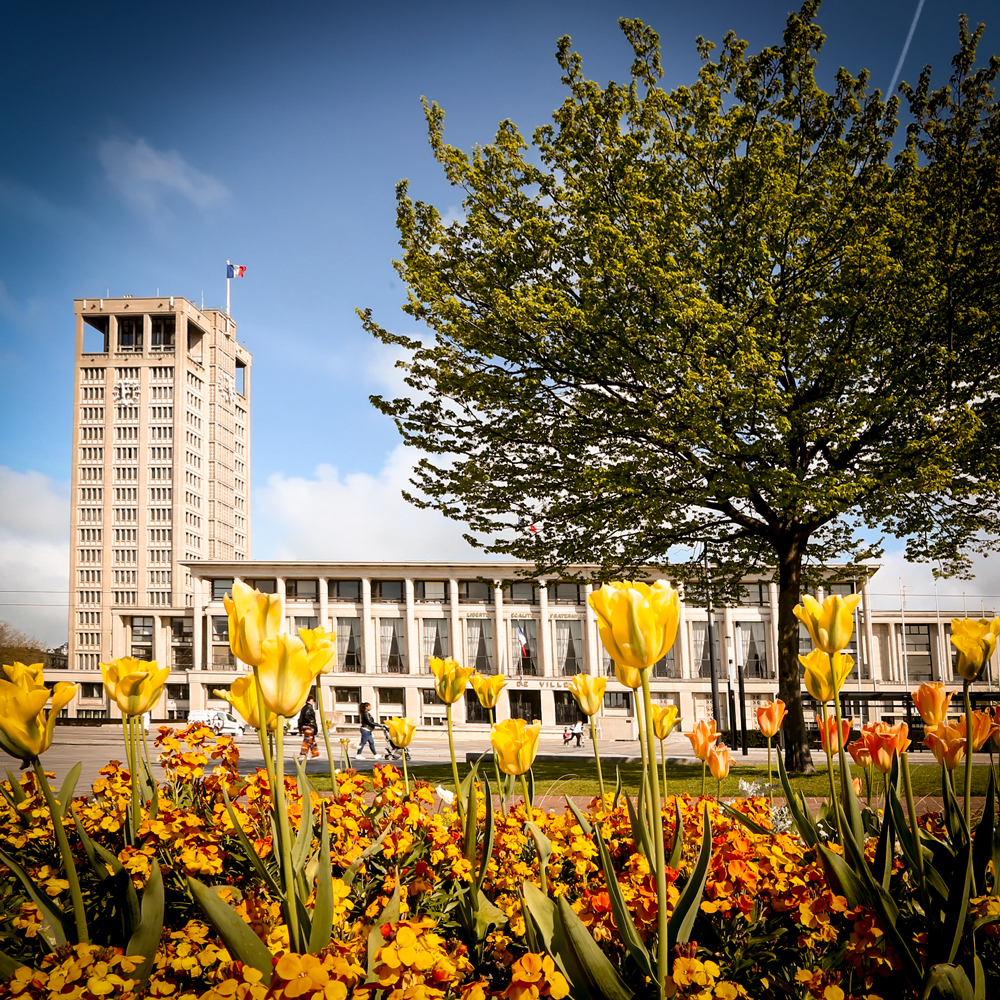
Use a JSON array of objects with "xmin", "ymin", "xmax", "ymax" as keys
[
  {"xmin": 650, "ymin": 703, "xmax": 680, "ymax": 741},
  {"xmin": 257, "ymin": 633, "xmax": 324, "ymax": 718},
  {"xmin": 794, "ymin": 593, "xmax": 862, "ymax": 654},
  {"xmin": 298, "ymin": 626, "xmax": 338, "ymax": 675},
  {"xmin": 491, "ymin": 718, "xmax": 541, "ymax": 776},
  {"xmin": 950, "ymin": 619, "xmax": 998, "ymax": 682},
  {"xmin": 567, "ymin": 674, "xmax": 607, "ymax": 717},
  {"xmin": 430, "ymin": 656, "xmax": 475, "ymax": 705},
  {"xmin": 0, "ymin": 674, "xmax": 76, "ymax": 761},
  {"xmin": 1, "ymin": 661, "xmax": 46, "ymax": 688},
  {"xmin": 224, "ymin": 580, "xmax": 283, "ymax": 667},
  {"xmin": 386, "ymin": 716, "xmax": 416, "ymax": 748},
  {"xmin": 215, "ymin": 675, "xmax": 276, "ymax": 731},
  {"xmin": 470, "ymin": 672, "xmax": 507, "ymax": 710},
  {"xmin": 799, "ymin": 649, "xmax": 854, "ymax": 703},
  {"xmin": 589, "ymin": 580, "xmax": 680, "ymax": 672},
  {"xmin": 613, "ymin": 661, "xmax": 643, "ymax": 690},
  {"xmin": 101, "ymin": 657, "xmax": 170, "ymax": 717}
]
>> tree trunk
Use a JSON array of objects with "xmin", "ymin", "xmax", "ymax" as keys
[{"xmin": 776, "ymin": 537, "xmax": 815, "ymax": 774}]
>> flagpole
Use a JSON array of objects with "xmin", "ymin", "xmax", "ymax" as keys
[{"xmin": 226, "ymin": 260, "xmax": 231, "ymax": 316}]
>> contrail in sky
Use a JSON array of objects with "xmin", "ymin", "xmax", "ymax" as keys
[{"xmin": 886, "ymin": 0, "xmax": 926, "ymax": 97}]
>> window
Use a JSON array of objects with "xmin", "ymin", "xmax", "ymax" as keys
[
  {"xmin": 505, "ymin": 582, "xmax": 538, "ymax": 605},
  {"xmin": 465, "ymin": 689, "xmax": 492, "ymax": 724},
  {"xmin": 466, "ymin": 619, "xmax": 494, "ymax": 673},
  {"xmin": 335, "ymin": 687, "xmax": 361, "ymax": 724},
  {"xmin": 328, "ymin": 579, "xmax": 360, "ymax": 601},
  {"xmin": 212, "ymin": 616, "xmax": 229, "ymax": 642},
  {"xmin": 117, "ymin": 316, "xmax": 143, "ymax": 351},
  {"xmin": 549, "ymin": 583, "xmax": 583, "ymax": 605},
  {"xmin": 248, "ymin": 578, "xmax": 277, "ymax": 594},
  {"xmin": 904, "ymin": 623, "xmax": 931, "ymax": 653},
  {"xmin": 422, "ymin": 619, "xmax": 449, "ymax": 667},
  {"xmin": 422, "ymin": 687, "xmax": 446, "ymax": 725},
  {"xmin": 166, "ymin": 684, "xmax": 189, "ymax": 701},
  {"xmin": 380, "ymin": 619, "xmax": 407, "ymax": 672},
  {"xmin": 286, "ymin": 579, "xmax": 318, "ymax": 601},
  {"xmin": 80, "ymin": 683, "xmax": 104, "ymax": 699},
  {"xmin": 337, "ymin": 617, "xmax": 363, "ymax": 671},
  {"xmin": 151, "ymin": 316, "xmax": 175, "ymax": 349},
  {"xmin": 603, "ymin": 691, "xmax": 633, "ymax": 713},
  {"xmin": 212, "ymin": 578, "xmax": 234, "ymax": 600},
  {"xmin": 828, "ymin": 581, "xmax": 856, "ymax": 596},
  {"xmin": 510, "ymin": 619, "xmax": 538, "ymax": 675},
  {"xmin": 131, "ymin": 616, "xmax": 153, "ymax": 645},
  {"xmin": 739, "ymin": 583, "xmax": 768, "ymax": 606},
  {"xmin": 294, "ymin": 616, "xmax": 318, "ymax": 631},
  {"xmin": 508, "ymin": 689, "xmax": 541, "ymax": 723},
  {"xmin": 373, "ymin": 580, "xmax": 404, "ymax": 603},
  {"xmin": 653, "ymin": 646, "xmax": 678, "ymax": 678},
  {"xmin": 738, "ymin": 622, "xmax": 770, "ymax": 679},
  {"xmin": 459, "ymin": 581, "xmax": 491, "ymax": 603},
  {"xmin": 415, "ymin": 581, "xmax": 447, "ymax": 602},
  {"xmin": 554, "ymin": 690, "xmax": 583, "ymax": 726},
  {"xmin": 377, "ymin": 687, "xmax": 405, "ymax": 723},
  {"xmin": 691, "ymin": 622, "xmax": 713, "ymax": 679},
  {"xmin": 555, "ymin": 619, "xmax": 583, "ymax": 675}
]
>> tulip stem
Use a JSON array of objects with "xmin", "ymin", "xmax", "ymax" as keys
[
  {"xmin": 252, "ymin": 667, "xmax": 278, "ymax": 815},
  {"xmin": 519, "ymin": 773, "xmax": 533, "ymax": 821},
  {"xmin": 32, "ymin": 757, "xmax": 88, "ymax": 944},
  {"xmin": 635, "ymin": 697, "xmax": 655, "ymax": 830},
  {"xmin": 273, "ymin": 718, "xmax": 302, "ymax": 952},
  {"xmin": 701, "ymin": 760, "xmax": 707, "ymax": 799},
  {"xmin": 316, "ymin": 679, "xmax": 337, "ymax": 780},
  {"xmin": 901, "ymin": 751, "xmax": 928, "ymax": 920},
  {"xmin": 489, "ymin": 708, "xmax": 505, "ymax": 817},
  {"xmin": 447, "ymin": 704, "xmax": 464, "ymax": 826},
  {"xmin": 833, "ymin": 688, "xmax": 854, "ymax": 833},
  {"xmin": 821, "ymin": 704, "xmax": 844, "ymax": 847},
  {"xmin": 963, "ymin": 680, "xmax": 973, "ymax": 827},
  {"xmin": 589, "ymin": 717, "xmax": 607, "ymax": 805},
  {"xmin": 639, "ymin": 672, "xmax": 668, "ymax": 1000},
  {"xmin": 660, "ymin": 739, "xmax": 669, "ymax": 805}
]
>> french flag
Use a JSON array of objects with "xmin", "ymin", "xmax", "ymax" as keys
[{"xmin": 227, "ymin": 264, "xmax": 246, "ymax": 278}]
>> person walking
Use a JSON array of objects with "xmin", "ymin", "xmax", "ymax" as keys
[
  {"xmin": 297, "ymin": 695, "xmax": 319, "ymax": 760},
  {"xmin": 358, "ymin": 702, "xmax": 380, "ymax": 759},
  {"xmin": 570, "ymin": 719, "xmax": 584, "ymax": 747}
]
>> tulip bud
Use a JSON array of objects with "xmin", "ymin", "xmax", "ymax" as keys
[
  {"xmin": 101, "ymin": 657, "xmax": 170, "ymax": 717},
  {"xmin": 0, "ymin": 672, "xmax": 76, "ymax": 762},
  {"xmin": 651, "ymin": 703, "xmax": 680, "ymax": 741},
  {"xmin": 685, "ymin": 719, "xmax": 719, "ymax": 762},
  {"xmin": 224, "ymin": 581, "xmax": 283, "ymax": 668},
  {"xmin": 567, "ymin": 674, "xmax": 606, "ymax": 717},
  {"xmin": 430, "ymin": 657, "xmax": 475, "ymax": 705},
  {"xmin": 794, "ymin": 593, "xmax": 862, "ymax": 654},
  {"xmin": 950, "ymin": 619, "xmax": 998, "ymax": 683},
  {"xmin": 589, "ymin": 580, "xmax": 680, "ymax": 672},
  {"xmin": 707, "ymin": 742, "xmax": 731, "ymax": 782},
  {"xmin": 470, "ymin": 672, "xmax": 507, "ymax": 710},
  {"xmin": 491, "ymin": 718, "xmax": 541, "ymax": 775},
  {"xmin": 911, "ymin": 682, "xmax": 953, "ymax": 727},
  {"xmin": 385, "ymin": 716, "xmax": 416, "ymax": 748},
  {"xmin": 257, "ymin": 633, "xmax": 325, "ymax": 718},
  {"xmin": 756, "ymin": 699, "xmax": 787, "ymax": 738}
]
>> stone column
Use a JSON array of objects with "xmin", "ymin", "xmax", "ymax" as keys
[
  {"xmin": 362, "ymin": 578, "xmax": 374, "ymax": 675},
  {"xmin": 153, "ymin": 613, "xmax": 165, "ymax": 668},
  {"xmin": 676, "ymin": 585, "xmax": 688, "ymax": 679},
  {"xmin": 583, "ymin": 583, "xmax": 598, "ymax": 675},
  {"xmin": 319, "ymin": 576, "xmax": 329, "ymax": 631},
  {"xmin": 862, "ymin": 576, "xmax": 878, "ymax": 688},
  {"xmin": 766, "ymin": 581, "xmax": 779, "ymax": 680},
  {"xmin": 493, "ymin": 580, "xmax": 505, "ymax": 675},
  {"xmin": 405, "ymin": 578, "xmax": 418, "ymax": 675},
  {"xmin": 537, "ymin": 580, "xmax": 552, "ymax": 677},
  {"xmin": 449, "ymin": 578, "xmax": 461, "ymax": 666},
  {"xmin": 276, "ymin": 576, "xmax": 288, "ymax": 632},
  {"xmin": 192, "ymin": 576, "xmax": 204, "ymax": 671}
]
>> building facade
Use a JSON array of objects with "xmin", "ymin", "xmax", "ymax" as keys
[
  {"xmin": 67, "ymin": 295, "xmax": 251, "ymax": 713},
  {"xmin": 60, "ymin": 559, "xmax": 1000, "ymax": 733}
]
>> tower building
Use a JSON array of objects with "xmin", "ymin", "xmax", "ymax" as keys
[{"xmin": 67, "ymin": 296, "xmax": 251, "ymax": 711}]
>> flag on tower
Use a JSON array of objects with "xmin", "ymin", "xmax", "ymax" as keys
[{"xmin": 227, "ymin": 264, "xmax": 246, "ymax": 278}]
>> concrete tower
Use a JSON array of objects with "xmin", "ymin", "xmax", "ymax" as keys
[{"xmin": 66, "ymin": 295, "xmax": 251, "ymax": 717}]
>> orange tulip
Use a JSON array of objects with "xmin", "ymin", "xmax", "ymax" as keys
[
  {"xmin": 852, "ymin": 776, "xmax": 864, "ymax": 797},
  {"xmin": 819, "ymin": 715, "xmax": 852, "ymax": 755},
  {"xmin": 924, "ymin": 721, "xmax": 966, "ymax": 771},
  {"xmin": 685, "ymin": 719, "xmax": 719, "ymax": 762},
  {"xmin": 706, "ymin": 742, "xmax": 732, "ymax": 782},
  {"xmin": 957, "ymin": 711, "xmax": 998, "ymax": 753},
  {"xmin": 867, "ymin": 721, "xmax": 910, "ymax": 773},
  {"xmin": 911, "ymin": 682, "xmax": 953, "ymax": 727},
  {"xmin": 847, "ymin": 736, "xmax": 873, "ymax": 768},
  {"xmin": 991, "ymin": 706, "xmax": 1000, "ymax": 752},
  {"xmin": 756, "ymin": 699, "xmax": 787, "ymax": 738}
]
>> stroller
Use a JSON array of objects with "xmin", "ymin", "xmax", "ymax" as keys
[{"xmin": 376, "ymin": 723, "xmax": 411, "ymax": 761}]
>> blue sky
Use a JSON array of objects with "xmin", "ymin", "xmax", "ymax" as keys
[{"xmin": 1, "ymin": 0, "xmax": 997, "ymax": 641}]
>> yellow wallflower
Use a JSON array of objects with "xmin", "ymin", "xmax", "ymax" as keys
[
  {"xmin": 430, "ymin": 656, "xmax": 475, "ymax": 704},
  {"xmin": 567, "ymin": 674, "xmax": 607, "ymax": 716},
  {"xmin": 794, "ymin": 593, "xmax": 861, "ymax": 654},
  {"xmin": 589, "ymin": 580, "xmax": 680, "ymax": 672},
  {"xmin": 223, "ymin": 580, "xmax": 283, "ymax": 667},
  {"xmin": 491, "ymin": 718, "xmax": 541, "ymax": 775},
  {"xmin": 0, "ymin": 671, "xmax": 76, "ymax": 761},
  {"xmin": 799, "ymin": 650, "xmax": 853, "ymax": 703},
  {"xmin": 101, "ymin": 657, "xmax": 170, "ymax": 716},
  {"xmin": 470, "ymin": 672, "xmax": 506, "ymax": 709}
]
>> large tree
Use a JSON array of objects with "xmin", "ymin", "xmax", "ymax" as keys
[{"xmin": 363, "ymin": 3, "xmax": 1000, "ymax": 771}]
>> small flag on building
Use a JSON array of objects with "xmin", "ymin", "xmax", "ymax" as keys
[{"xmin": 227, "ymin": 263, "xmax": 246, "ymax": 278}]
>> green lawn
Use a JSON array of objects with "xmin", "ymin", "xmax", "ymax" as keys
[{"xmin": 308, "ymin": 759, "xmax": 995, "ymax": 799}]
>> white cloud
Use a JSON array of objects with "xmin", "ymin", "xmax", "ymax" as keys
[
  {"xmin": 98, "ymin": 138, "xmax": 228, "ymax": 211},
  {"xmin": 253, "ymin": 445, "xmax": 497, "ymax": 562},
  {"xmin": 0, "ymin": 467, "xmax": 69, "ymax": 646}
]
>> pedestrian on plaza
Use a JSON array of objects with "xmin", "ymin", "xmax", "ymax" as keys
[
  {"xmin": 358, "ymin": 702, "xmax": 380, "ymax": 759},
  {"xmin": 296, "ymin": 695, "xmax": 319, "ymax": 760},
  {"xmin": 571, "ymin": 719, "xmax": 584, "ymax": 747}
]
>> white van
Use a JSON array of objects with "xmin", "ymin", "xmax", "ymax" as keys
[{"xmin": 187, "ymin": 709, "xmax": 246, "ymax": 739}]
